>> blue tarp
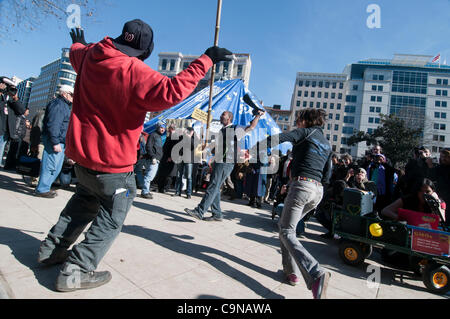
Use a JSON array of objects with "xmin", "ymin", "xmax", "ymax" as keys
[{"xmin": 143, "ymin": 79, "xmax": 292, "ymax": 155}]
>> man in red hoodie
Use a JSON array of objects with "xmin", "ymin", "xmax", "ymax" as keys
[{"xmin": 37, "ymin": 19, "xmax": 233, "ymax": 292}]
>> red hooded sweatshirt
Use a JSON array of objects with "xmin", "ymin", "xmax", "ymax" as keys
[{"xmin": 65, "ymin": 37, "xmax": 213, "ymax": 173}]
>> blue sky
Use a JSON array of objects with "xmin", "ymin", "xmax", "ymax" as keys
[{"xmin": 1, "ymin": 0, "xmax": 450, "ymax": 109}]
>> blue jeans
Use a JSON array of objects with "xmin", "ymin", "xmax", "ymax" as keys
[
  {"xmin": 142, "ymin": 159, "xmax": 159, "ymax": 195},
  {"xmin": 38, "ymin": 165, "xmax": 137, "ymax": 272},
  {"xmin": 36, "ymin": 136, "xmax": 66, "ymax": 194},
  {"xmin": 276, "ymin": 203, "xmax": 305, "ymax": 235},
  {"xmin": 194, "ymin": 162, "xmax": 234, "ymax": 219},
  {"xmin": 279, "ymin": 180, "xmax": 325, "ymax": 290},
  {"xmin": 134, "ymin": 158, "xmax": 146, "ymax": 188},
  {"xmin": 0, "ymin": 133, "xmax": 9, "ymax": 165},
  {"xmin": 175, "ymin": 162, "xmax": 193, "ymax": 196}
]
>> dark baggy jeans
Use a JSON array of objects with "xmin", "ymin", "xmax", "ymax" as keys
[
  {"xmin": 278, "ymin": 180, "xmax": 325, "ymax": 290},
  {"xmin": 39, "ymin": 164, "xmax": 137, "ymax": 272},
  {"xmin": 194, "ymin": 162, "xmax": 234, "ymax": 219}
]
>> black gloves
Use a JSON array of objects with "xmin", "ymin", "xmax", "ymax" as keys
[
  {"xmin": 70, "ymin": 28, "xmax": 88, "ymax": 45},
  {"xmin": 204, "ymin": 46, "xmax": 233, "ymax": 64}
]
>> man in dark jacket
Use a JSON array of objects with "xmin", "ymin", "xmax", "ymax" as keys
[
  {"xmin": 141, "ymin": 122, "xmax": 165, "ymax": 199},
  {"xmin": 156, "ymin": 124, "xmax": 177, "ymax": 193},
  {"xmin": 0, "ymin": 77, "xmax": 26, "ymax": 165},
  {"xmin": 35, "ymin": 85, "xmax": 73, "ymax": 198}
]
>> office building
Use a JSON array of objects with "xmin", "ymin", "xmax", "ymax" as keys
[
  {"xmin": 266, "ymin": 105, "xmax": 291, "ymax": 132},
  {"xmin": 342, "ymin": 54, "xmax": 450, "ymax": 158},
  {"xmin": 16, "ymin": 77, "xmax": 37, "ymax": 110},
  {"xmin": 28, "ymin": 48, "xmax": 76, "ymax": 116},
  {"xmin": 289, "ymin": 72, "xmax": 348, "ymax": 153}
]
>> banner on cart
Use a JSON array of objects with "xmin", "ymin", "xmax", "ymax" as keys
[{"xmin": 411, "ymin": 229, "xmax": 450, "ymax": 256}]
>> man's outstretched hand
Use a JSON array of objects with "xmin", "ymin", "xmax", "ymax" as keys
[
  {"xmin": 204, "ymin": 46, "xmax": 233, "ymax": 64},
  {"xmin": 70, "ymin": 28, "xmax": 88, "ymax": 45}
]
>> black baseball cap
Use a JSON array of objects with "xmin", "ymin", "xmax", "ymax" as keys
[{"xmin": 113, "ymin": 19, "xmax": 154, "ymax": 60}]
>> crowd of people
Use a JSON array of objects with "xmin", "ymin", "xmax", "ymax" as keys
[{"xmin": 1, "ymin": 19, "xmax": 449, "ymax": 299}]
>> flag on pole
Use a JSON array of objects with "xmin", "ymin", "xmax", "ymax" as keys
[{"xmin": 432, "ymin": 54, "xmax": 441, "ymax": 63}]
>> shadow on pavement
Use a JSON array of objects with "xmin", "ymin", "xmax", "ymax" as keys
[
  {"xmin": 0, "ymin": 226, "xmax": 60, "ymax": 292},
  {"xmin": 122, "ymin": 225, "xmax": 286, "ymax": 299},
  {"xmin": 133, "ymin": 201, "xmax": 196, "ymax": 223},
  {"xmin": 0, "ymin": 172, "xmax": 35, "ymax": 196}
]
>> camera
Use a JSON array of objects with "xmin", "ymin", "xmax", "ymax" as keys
[{"xmin": 0, "ymin": 77, "xmax": 18, "ymax": 96}]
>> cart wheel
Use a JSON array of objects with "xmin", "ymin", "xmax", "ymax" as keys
[
  {"xmin": 423, "ymin": 264, "xmax": 450, "ymax": 295},
  {"xmin": 362, "ymin": 244, "xmax": 373, "ymax": 259},
  {"xmin": 339, "ymin": 240, "xmax": 365, "ymax": 266}
]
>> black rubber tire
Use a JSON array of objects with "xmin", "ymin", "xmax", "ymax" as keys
[
  {"xmin": 339, "ymin": 240, "xmax": 365, "ymax": 266},
  {"xmin": 422, "ymin": 264, "xmax": 450, "ymax": 295}
]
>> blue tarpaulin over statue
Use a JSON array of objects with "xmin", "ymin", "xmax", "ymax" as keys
[{"xmin": 143, "ymin": 79, "xmax": 292, "ymax": 155}]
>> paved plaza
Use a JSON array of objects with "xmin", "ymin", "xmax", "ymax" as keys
[{"xmin": 0, "ymin": 170, "xmax": 448, "ymax": 299}]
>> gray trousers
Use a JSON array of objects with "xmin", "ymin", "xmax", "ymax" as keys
[
  {"xmin": 278, "ymin": 180, "xmax": 325, "ymax": 290},
  {"xmin": 39, "ymin": 165, "xmax": 137, "ymax": 272}
]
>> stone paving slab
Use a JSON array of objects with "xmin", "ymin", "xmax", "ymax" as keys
[{"xmin": 0, "ymin": 171, "xmax": 448, "ymax": 300}]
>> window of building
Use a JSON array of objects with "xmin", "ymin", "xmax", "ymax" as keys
[
  {"xmin": 444, "ymin": 79, "xmax": 449, "ymax": 85},
  {"xmin": 379, "ymin": 75, "xmax": 384, "ymax": 81},
  {"xmin": 332, "ymin": 82, "xmax": 337, "ymax": 89},
  {"xmin": 353, "ymin": 85, "xmax": 359, "ymax": 91},
  {"xmin": 344, "ymin": 116, "xmax": 355, "ymax": 124},
  {"xmin": 437, "ymin": 90, "xmax": 442, "ymax": 96},
  {"xmin": 299, "ymin": 80, "xmax": 304, "ymax": 87},
  {"xmin": 331, "ymin": 93, "xmax": 336, "ymax": 99},
  {"xmin": 298, "ymin": 91, "xmax": 302, "ymax": 97},
  {"xmin": 376, "ymin": 107, "xmax": 381, "ymax": 113},
  {"xmin": 440, "ymin": 136, "xmax": 446, "ymax": 142},
  {"xmin": 327, "ymin": 124, "xmax": 331, "ymax": 130},
  {"xmin": 304, "ymin": 91, "xmax": 309, "ymax": 97},
  {"xmin": 345, "ymin": 105, "xmax": 356, "ymax": 113},
  {"xmin": 325, "ymin": 92, "xmax": 329, "ymax": 99},
  {"xmin": 436, "ymin": 101, "xmax": 441, "ymax": 107},
  {"xmin": 323, "ymin": 102, "xmax": 327, "ymax": 109},
  {"xmin": 373, "ymin": 75, "xmax": 378, "ymax": 81},
  {"xmin": 341, "ymin": 137, "xmax": 348, "ymax": 145},
  {"xmin": 316, "ymin": 102, "xmax": 321, "ymax": 108},
  {"xmin": 310, "ymin": 102, "xmax": 314, "ymax": 107},
  {"xmin": 342, "ymin": 127, "xmax": 354, "ymax": 134},
  {"xmin": 312, "ymin": 81, "xmax": 317, "ymax": 88},
  {"xmin": 319, "ymin": 81, "xmax": 323, "ymax": 88},
  {"xmin": 318, "ymin": 92, "xmax": 322, "ymax": 98},
  {"xmin": 333, "ymin": 135, "xmax": 338, "ymax": 142},
  {"xmin": 378, "ymin": 86, "xmax": 383, "ymax": 92},
  {"xmin": 443, "ymin": 90, "xmax": 448, "ymax": 96},
  {"xmin": 161, "ymin": 59, "xmax": 168, "ymax": 70},
  {"xmin": 337, "ymin": 104, "xmax": 342, "ymax": 110},
  {"xmin": 311, "ymin": 92, "xmax": 315, "ymax": 98},
  {"xmin": 375, "ymin": 118, "xmax": 380, "ymax": 124},
  {"xmin": 377, "ymin": 96, "xmax": 382, "ymax": 102},
  {"xmin": 303, "ymin": 101, "xmax": 307, "ymax": 107},
  {"xmin": 369, "ymin": 117, "xmax": 374, "ymax": 123},
  {"xmin": 305, "ymin": 81, "xmax": 310, "ymax": 87},
  {"xmin": 340, "ymin": 83, "xmax": 344, "ymax": 89},
  {"xmin": 372, "ymin": 85, "xmax": 377, "ymax": 91},
  {"xmin": 437, "ymin": 79, "xmax": 442, "ymax": 85},
  {"xmin": 325, "ymin": 82, "xmax": 330, "ymax": 88},
  {"xmin": 338, "ymin": 93, "xmax": 343, "ymax": 100},
  {"xmin": 335, "ymin": 114, "xmax": 341, "ymax": 121},
  {"xmin": 433, "ymin": 135, "xmax": 439, "ymax": 141},
  {"xmin": 170, "ymin": 59, "xmax": 176, "ymax": 71},
  {"xmin": 443, "ymin": 101, "xmax": 448, "ymax": 107},
  {"xmin": 368, "ymin": 128, "xmax": 374, "ymax": 134},
  {"xmin": 329, "ymin": 114, "xmax": 333, "ymax": 120},
  {"xmin": 326, "ymin": 134, "xmax": 330, "ymax": 140},
  {"xmin": 346, "ymin": 95, "xmax": 357, "ymax": 103},
  {"xmin": 296, "ymin": 101, "xmax": 301, "ymax": 107},
  {"xmin": 334, "ymin": 124, "xmax": 339, "ymax": 131},
  {"xmin": 330, "ymin": 103, "xmax": 335, "ymax": 109}
]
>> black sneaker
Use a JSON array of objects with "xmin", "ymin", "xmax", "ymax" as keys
[
  {"xmin": 172, "ymin": 193, "xmax": 181, "ymax": 197},
  {"xmin": 55, "ymin": 264, "xmax": 112, "ymax": 292},
  {"xmin": 203, "ymin": 216, "xmax": 223, "ymax": 222},
  {"xmin": 186, "ymin": 195, "xmax": 192, "ymax": 199},
  {"xmin": 141, "ymin": 193, "xmax": 153, "ymax": 199},
  {"xmin": 184, "ymin": 208, "xmax": 203, "ymax": 221}
]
